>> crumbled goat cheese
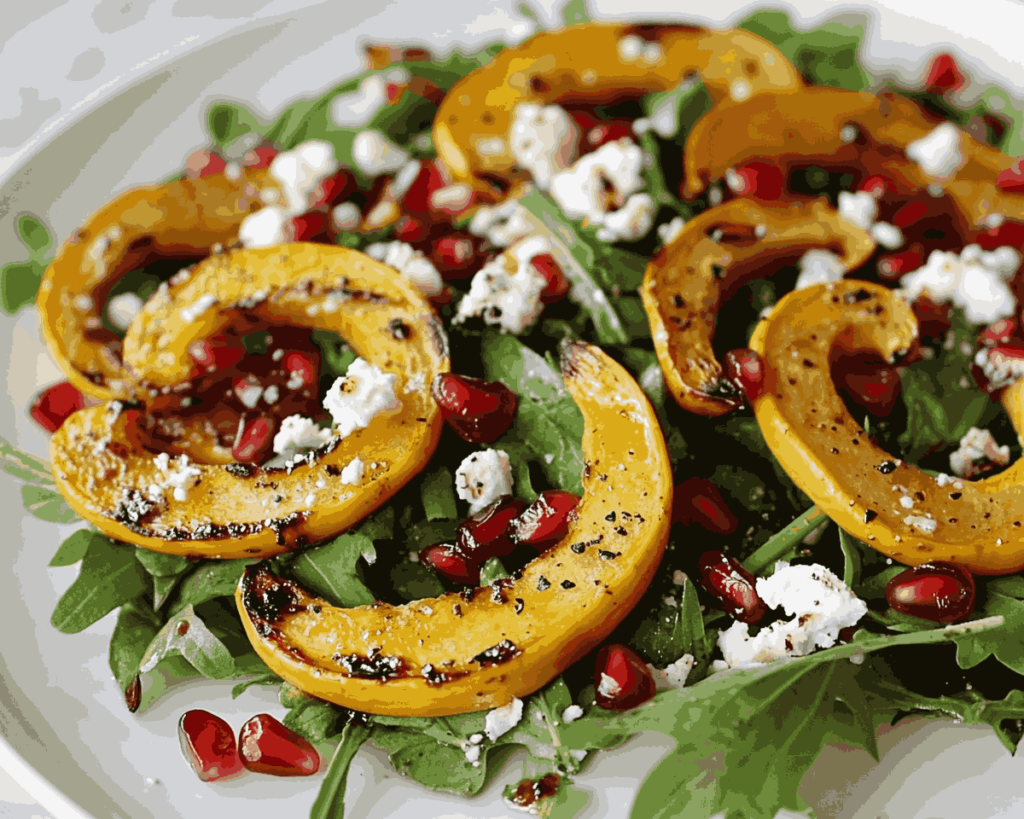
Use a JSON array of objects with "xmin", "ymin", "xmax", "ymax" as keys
[
  {"xmin": 870, "ymin": 222, "xmax": 904, "ymax": 249},
  {"xmin": 484, "ymin": 697, "xmax": 524, "ymax": 741},
  {"xmin": 975, "ymin": 347, "xmax": 1024, "ymax": 391},
  {"xmin": 617, "ymin": 34, "xmax": 662, "ymax": 64},
  {"xmin": 352, "ymin": 130, "xmax": 409, "ymax": 177},
  {"xmin": 262, "ymin": 385, "xmax": 280, "ymax": 405},
  {"xmin": 597, "ymin": 672, "xmax": 622, "ymax": 698},
  {"xmin": 331, "ymin": 202, "xmax": 362, "ymax": 232},
  {"xmin": 455, "ymin": 450, "xmax": 513, "ymax": 514},
  {"xmin": 795, "ymin": 249, "xmax": 846, "ymax": 290},
  {"xmin": 650, "ymin": 654, "xmax": 695, "ymax": 689},
  {"xmin": 340, "ymin": 457, "xmax": 365, "ymax": 487},
  {"xmin": 508, "ymin": 102, "xmax": 579, "ymax": 190},
  {"xmin": 329, "ymin": 70, "xmax": 408, "ymax": 128},
  {"xmin": 657, "ymin": 216, "xmax": 686, "ymax": 245},
  {"xmin": 462, "ymin": 742, "xmax": 481, "ymax": 765},
  {"xmin": 716, "ymin": 562, "xmax": 866, "ymax": 669},
  {"xmin": 453, "ymin": 238, "xmax": 548, "ymax": 334},
  {"xmin": 903, "ymin": 514, "xmax": 938, "ymax": 534},
  {"xmin": 906, "ymin": 122, "xmax": 966, "ymax": 179},
  {"xmin": 179, "ymin": 293, "xmax": 218, "ymax": 324},
  {"xmin": 239, "ymin": 206, "xmax": 289, "ymax": 248},
  {"xmin": 323, "ymin": 358, "xmax": 401, "ymax": 439},
  {"xmin": 949, "ymin": 427, "xmax": 1011, "ymax": 478},
  {"xmin": 562, "ymin": 705, "xmax": 584, "ymax": 724},
  {"xmin": 597, "ymin": 192, "xmax": 656, "ymax": 243},
  {"xmin": 365, "ymin": 240, "xmax": 443, "ymax": 295},
  {"xmin": 272, "ymin": 415, "xmax": 333, "ymax": 460},
  {"xmin": 154, "ymin": 453, "xmax": 202, "ymax": 502},
  {"xmin": 270, "ymin": 140, "xmax": 339, "ymax": 214},
  {"xmin": 837, "ymin": 190, "xmax": 878, "ymax": 230},
  {"xmin": 106, "ymin": 292, "xmax": 144, "ymax": 332},
  {"xmin": 468, "ymin": 199, "xmax": 533, "ymax": 248},
  {"xmin": 900, "ymin": 245, "xmax": 1017, "ymax": 324}
]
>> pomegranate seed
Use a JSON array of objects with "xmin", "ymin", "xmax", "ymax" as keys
[
  {"xmin": 530, "ymin": 254, "xmax": 571, "ymax": 303},
  {"xmin": 238, "ymin": 714, "xmax": 320, "ymax": 776},
  {"xmin": 511, "ymin": 490, "xmax": 581, "ymax": 550},
  {"xmin": 698, "ymin": 550, "xmax": 767, "ymax": 625},
  {"xmin": 973, "ymin": 343, "xmax": 1024, "ymax": 394},
  {"xmin": 312, "ymin": 170, "xmax": 355, "ymax": 207},
  {"xmin": 186, "ymin": 149, "xmax": 227, "ymax": 180},
  {"xmin": 456, "ymin": 498, "xmax": 526, "ymax": 561},
  {"xmin": 420, "ymin": 544, "xmax": 481, "ymax": 584},
  {"xmin": 233, "ymin": 418, "xmax": 273, "ymax": 464},
  {"xmin": 288, "ymin": 211, "xmax": 329, "ymax": 242},
  {"xmin": 996, "ymin": 160, "xmax": 1024, "ymax": 194},
  {"xmin": 403, "ymin": 162, "xmax": 447, "ymax": 214},
  {"xmin": 245, "ymin": 146, "xmax": 278, "ymax": 169},
  {"xmin": 924, "ymin": 53, "xmax": 967, "ymax": 94},
  {"xmin": 878, "ymin": 248, "xmax": 923, "ymax": 281},
  {"xmin": 835, "ymin": 355, "xmax": 902, "ymax": 417},
  {"xmin": 911, "ymin": 297, "xmax": 953, "ymax": 338},
  {"xmin": 723, "ymin": 348, "xmax": 764, "ymax": 403},
  {"xmin": 385, "ymin": 82, "xmax": 404, "ymax": 103},
  {"xmin": 594, "ymin": 644, "xmax": 657, "ymax": 711},
  {"xmin": 567, "ymin": 110, "xmax": 597, "ymax": 134},
  {"xmin": 585, "ymin": 121, "xmax": 632, "ymax": 150},
  {"xmin": 885, "ymin": 562, "xmax": 975, "ymax": 623},
  {"xmin": 124, "ymin": 675, "xmax": 142, "ymax": 713},
  {"xmin": 395, "ymin": 215, "xmax": 426, "ymax": 243},
  {"xmin": 975, "ymin": 219, "xmax": 1024, "ymax": 251},
  {"xmin": 30, "ymin": 381, "xmax": 86, "ymax": 433},
  {"xmin": 189, "ymin": 338, "xmax": 245, "ymax": 372},
  {"xmin": 233, "ymin": 375, "xmax": 264, "ymax": 408},
  {"xmin": 431, "ymin": 373, "xmax": 517, "ymax": 443},
  {"xmin": 284, "ymin": 352, "xmax": 317, "ymax": 388},
  {"xmin": 673, "ymin": 477, "xmax": 737, "ymax": 535},
  {"xmin": 980, "ymin": 317, "xmax": 1017, "ymax": 347},
  {"xmin": 726, "ymin": 162, "xmax": 784, "ymax": 200},
  {"xmin": 178, "ymin": 710, "xmax": 245, "ymax": 782},
  {"xmin": 433, "ymin": 235, "xmax": 477, "ymax": 273},
  {"xmin": 858, "ymin": 175, "xmax": 894, "ymax": 199},
  {"xmin": 892, "ymin": 201, "xmax": 929, "ymax": 228}
]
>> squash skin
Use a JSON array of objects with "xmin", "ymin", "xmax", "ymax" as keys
[
  {"xmin": 640, "ymin": 199, "xmax": 876, "ymax": 416},
  {"xmin": 682, "ymin": 87, "xmax": 1024, "ymax": 229},
  {"xmin": 49, "ymin": 243, "xmax": 449, "ymax": 558},
  {"xmin": 749, "ymin": 279, "xmax": 1024, "ymax": 575},
  {"xmin": 432, "ymin": 23, "xmax": 801, "ymax": 202},
  {"xmin": 234, "ymin": 341, "xmax": 673, "ymax": 716}
]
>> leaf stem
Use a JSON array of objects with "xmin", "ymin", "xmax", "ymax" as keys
[
  {"xmin": 310, "ymin": 720, "xmax": 373, "ymax": 819},
  {"xmin": 742, "ymin": 506, "xmax": 828, "ymax": 575}
]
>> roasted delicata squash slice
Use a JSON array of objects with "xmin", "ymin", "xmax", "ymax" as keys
[
  {"xmin": 235, "ymin": 340, "xmax": 673, "ymax": 716},
  {"xmin": 641, "ymin": 199, "xmax": 876, "ymax": 416},
  {"xmin": 49, "ymin": 243, "xmax": 449, "ymax": 559},
  {"xmin": 682, "ymin": 87, "xmax": 1024, "ymax": 229},
  {"xmin": 433, "ymin": 22, "xmax": 801, "ymax": 202},
  {"xmin": 749, "ymin": 279, "xmax": 1024, "ymax": 575}
]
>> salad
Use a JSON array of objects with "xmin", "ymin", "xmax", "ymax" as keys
[{"xmin": 5, "ymin": 1, "xmax": 1024, "ymax": 817}]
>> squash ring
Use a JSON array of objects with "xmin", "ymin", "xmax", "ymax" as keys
[
  {"xmin": 432, "ymin": 22, "xmax": 802, "ymax": 203},
  {"xmin": 49, "ymin": 243, "xmax": 449, "ymax": 559},
  {"xmin": 234, "ymin": 340, "xmax": 673, "ymax": 716},
  {"xmin": 682, "ymin": 87, "xmax": 1024, "ymax": 230},
  {"xmin": 749, "ymin": 279, "xmax": 1024, "ymax": 575},
  {"xmin": 640, "ymin": 198, "xmax": 876, "ymax": 416}
]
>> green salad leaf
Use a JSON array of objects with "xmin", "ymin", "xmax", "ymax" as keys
[{"xmin": 2, "ymin": 214, "xmax": 54, "ymax": 315}]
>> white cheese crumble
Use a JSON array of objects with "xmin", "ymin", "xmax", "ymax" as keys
[
  {"xmin": 562, "ymin": 705, "xmax": 584, "ymax": 723},
  {"xmin": 328, "ymin": 70, "xmax": 407, "ymax": 128},
  {"xmin": 179, "ymin": 293, "xmax": 218, "ymax": 324},
  {"xmin": 331, "ymin": 202, "xmax": 362, "ymax": 232},
  {"xmin": 272, "ymin": 415, "xmax": 333, "ymax": 461},
  {"xmin": 468, "ymin": 199, "xmax": 533, "ymax": 248},
  {"xmin": 365, "ymin": 240, "xmax": 443, "ymax": 296},
  {"xmin": 906, "ymin": 122, "xmax": 966, "ymax": 180},
  {"xmin": 153, "ymin": 453, "xmax": 202, "ymax": 502},
  {"xmin": 597, "ymin": 192, "xmax": 656, "ymax": 243},
  {"xmin": 795, "ymin": 249, "xmax": 846, "ymax": 290},
  {"xmin": 455, "ymin": 450, "xmax": 513, "ymax": 514},
  {"xmin": 900, "ymin": 245, "xmax": 1018, "ymax": 324},
  {"xmin": 949, "ymin": 427, "xmax": 1011, "ymax": 478},
  {"xmin": 323, "ymin": 358, "xmax": 401, "ymax": 439},
  {"xmin": 340, "ymin": 457, "xmax": 365, "ymax": 486},
  {"xmin": 903, "ymin": 514, "xmax": 938, "ymax": 534},
  {"xmin": 649, "ymin": 654, "xmax": 695, "ymax": 689},
  {"xmin": 484, "ymin": 697, "xmax": 523, "ymax": 741},
  {"xmin": 269, "ymin": 140, "xmax": 339, "ymax": 214},
  {"xmin": 597, "ymin": 672, "xmax": 622, "ymax": 698},
  {"xmin": 975, "ymin": 347, "xmax": 1024, "ymax": 391},
  {"xmin": 657, "ymin": 216, "xmax": 686, "ymax": 246},
  {"xmin": 716, "ymin": 562, "xmax": 866, "ymax": 670},
  {"xmin": 837, "ymin": 190, "xmax": 878, "ymax": 230},
  {"xmin": 352, "ymin": 130, "xmax": 409, "ymax": 177},
  {"xmin": 453, "ymin": 240, "xmax": 547, "ymax": 334},
  {"xmin": 239, "ymin": 206, "xmax": 290, "ymax": 249},
  {"xmin": 107, "ymin": 292, "xmax": 144, "ymax": 332},
  {"xmin": 508, "ymin": 102, "xmax": 579, "ymax": 190}
]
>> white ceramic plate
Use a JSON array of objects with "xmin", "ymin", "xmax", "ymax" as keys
[{"xmin": 3, "ymin": 1, "xmax": 1024, "ymax": 817}]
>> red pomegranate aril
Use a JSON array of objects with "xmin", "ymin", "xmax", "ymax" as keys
[
  {"xmin": 891, "ymin": 200, "xmax": 929, "ymax": 228},
  {"xmin": 189, "ymin": 338, "xmax": 245, "ymax": 372},
  {"xmin": 530, "ymin": 253, "xmax": 571, "ymax": 303},
  {"xmin": 395, "ymin": 215, "xmax": 426, "ymax": 243},
  {"xmin": 698, "ymin": 550, "xmax": 766, "ymax": 625},
  {"xmin": 186, "ymin": 149, "xmax": 227, "ymax": 180},
  {"xmin": 858, "ymin": 174, "xmax": 894, "ymax": 199},
  {"xmin": 233, "ymin": 418, "xmax": 273, "ymax": 464},
  {"xmin": 312, "ymin": 170, "xmax": 355, "ymax": 207},
  {"xmin": 673, "ymin": 477, "xmax": 737, "ymax": 535},
  {"xmin": 289, "ymin": 211, "xmax": 329, "ymax": 242},
  {"xmin": 403, "ymin": 161, "xmax": 447, "ymax": 214},
  {"xmin": 885, "ymin": 562, "xmax": 975, "ymax": 623},
  {"xmin": 723, "ymin": 348, "xmax": 764, "ymax": 403},
  {"xmin": 457, "ymin": 498, "xmax": 526, "ymax": 561},
  {"xmin": 431, "ymin": 372, "xmax": 518, "ymax": 443},
  {"xmin": 178, "ymin": 709, "xmax": 245, "ymax": 782},
  {"xmin": 836, "ymin": 356, "xmax": 901, "ymax": 416},
  {"xmin": 727, "ymin": 162, "xmax": 784, "ymax": 200},
  {"xmin": 420, "ymin": 544, "xmax": 481, "ymax": 584},
  {"xmin": 594, "ymin": 644, "xmax": 657, "ymax": 711},
  {"xmin": 511, "ymin": 490, "xmax": 581, "ymax": 550},
  {"xmin": 997, "ymin": 160, "xmax": 1024, "ymax": 194},
  {"xmin": 284, "ymin": 352, "xmax": 317, "ymax": 387},
  {"xmin": 912, "ymin": 297, "xmax": 953, "ymax": 338},
  {"xmin": 975, "ymin": 219, "xmax": 1024, "ymax": 251},
  {"xmin": 585, "ymin": 121, "xmax": 632, "ymax": 150},
  {"xmin": 981, "ymin": 317, "xmax": 1018, "ymax": 347},
  {"xmin": 238, "ymin": 713, "xmax": 320, "ymax": 776},
  {"xmin": 433, "ymin": 235, "xmax": 477, "ymax": 272},
  {"xmin": 245, "ymin": 146, "xmax": 278, "ymax": 169},
  {"xmin": 924, "ymin": 53, "xmax": 966, "ymax": 94},
  {"xmin": 878, "ymin": 248, "xmax": 923, "ymax": 281},
  {"xmin": 30, "ymin": 381, "xmax": 86, "ymax": 433}
]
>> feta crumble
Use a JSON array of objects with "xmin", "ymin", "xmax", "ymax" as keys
[
  {"xmin": 837, "ymin": 190, "xmax": 878, "ymax": 230},
  {"xmin": 949, "ymin": 427, "xmax": 1011, "ymax": 478},
  {"xmin": 272, "ymin": 415, "xmax": 333, "ymax": 461},
  {"xmin": 340, "ymin": 457, "xmax": 365, "ymax": 486},
  {"xmin": 562, "ymin": 705, "xmax": 584, "ymax": 723},
  {"xmin": 453, "ymin": 239, "xmax": 547, "ymax": 334},
  {"xmin": 484, "ymin": 697, "xmax": 524, "ymax": 741},
  {"xmin": 365, "ymin": 240, "xmax": 443, "ymax": 295},
  {"xmin": 508, "ymin": 102, "xmax": 579, "ymax": 190},
  {"xmin": 650, "ymin": 654, "xmax": 695, "ymax": 689},
  {"xmin": 716, "ymin": 562, "xmax": 866, "ymax": 669},
  {"xmin": 975, "ymin": 347, "xmax": 1024, "ymax": 391},
  {"xmin": 323, "ymin": 358, "xmax": 401, "ymax": 439},
  {"xmin": 468, "ymin": 199, "xmax": 532, "ymax": 248},
  {"xmin": 269, "ymin": 139, "xmax": 339, "ymax": 214},
  {"xmin": 153, "ymin": 453, "xmax": 202, "ymax": 502},
  {"xmin": 455, "ymin": 450, "xmax": 513, "ymax": 514},
  {"xmin": 900, "ymin": 245, "xmax": 1018, "ymax": 324},
  {"xmin": 903, "ymin": 514, "xmax": 938, "ymax": 534},
  {"xmin": 107, "ymin": 292, "xmax": 144, "ymax": 332},
  {"xmin": 179, "ymin": 293, "xmax": 218, "ymax": 324},
  {"xmin": 795, "ymin": 249, "xmax": 846, "ymax": 290},
  {"xmin": 597, "ymin": 672, "xmax": 622, "ymax": 698},
  {"xmin": 906, "ymin": 122, "xmax": 966, "ymax": 180},
  {"xmin": 352, "ymin": 130, "xmax": 409, "ymax": 177}
]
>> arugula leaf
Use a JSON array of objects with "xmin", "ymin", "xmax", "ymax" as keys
[
  {"xmin": 51, "ymin": 536, "xmax": 150, "ymax": 634},
  {"xmin": 20, "ymin": 485, "xmax": 77, "ymax": 523},
  {"xmin": 206, "ymin": 103, "xmax": 262, "ymax": 151},
  {"xmin": 231, "ymin": 672, "xmax": 281, "ymax": 698},
  {"xmin": 421, "ymin": 465, "xmax": 458, "ymax": 521},
  {"xmin": 479, "ymin": 557, "xmax": 509, "ymax": 586},
  {"xmin": 560, "ymin": 0, "xmax": 591, "ymax": 24},
  {"xmin": 288, "ymin": 531, "xmax": 376, "ymax": 608},
  {"xmin": 952, "ymin": 578, "xmax": 1024, "ymax": 674},
  {"xmin": 134, "ymin": 549, "xmax": 192, "ymax": 577},
  {"xmin": 109, "ymin": 600, "xmax": 162, "ymax": 693},
  {"xmin": 16, "ymin": 214, "xmax": 53, "ymax": 255},
  {"xmin": 479, "ymin": 333, "xmax": 585, "ymax": 499},
  {"xmin": 2, "ymin": 214, "xmax": 53, "ymax": 314},
  {"xmin": 139, "ymin": 603, "xmax": 246, "ymax": 680},
  {"xmin": 284, "ymin": 698, "xmax": 350, "ymax": 743},
  {"xmin": 170, "ymin": 559, "xmax": 255, "ymax": 614},
  {"xmin": 48, "ymin": 528, "xmax": 97, "ymax": 567},
  {"xmin": 372, "ymin": 728, "xmax": 491, "ymax": 794},
  {"xmin": 390, "ymin": 560, "xmax": 446, "ymax": 602},
  {"xmin": 631, "ymin": 577, "xmax": 712, "ymax": 681},
  {"xmin": 310, "ymin": 330, "xmax": 357, "ymax": 379},
  {"xmin": 742, "ymin": 506, "xmax": 828, "ymax": 575},
  {"xmin": 0, "ymin": 436, "xmax": 55, "ymax": 486},
  {"xmin": 310, "ymin": 721, "xmax": 373, "ymax": 819}
]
